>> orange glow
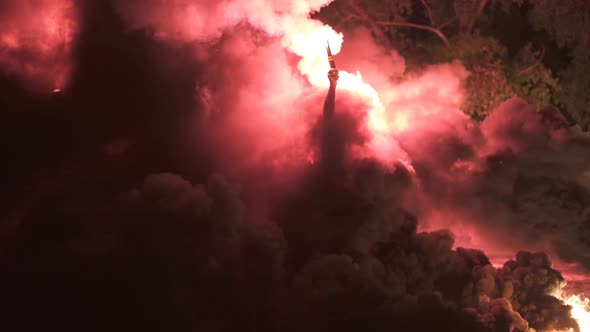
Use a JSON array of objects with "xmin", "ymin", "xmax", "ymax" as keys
[
  {"xmin": 419, "ymin": 213, "xmax": 589, "ymax": 331},
  {"xmin": 550, "ymin": 291, "xmax": 590, "ymax": 332},
  {"xmin": 565, "ymin": 294, "xmax": 590, "ymax": 332}
]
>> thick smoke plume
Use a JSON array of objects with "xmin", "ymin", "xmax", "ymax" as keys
[{"xmin": 1, "ymin": 1, "xmax": 590, "ymax": 331}]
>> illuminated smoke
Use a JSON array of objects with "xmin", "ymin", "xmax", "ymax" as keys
[
  {"xmin": 120, "ymin": 0, "xmax": 466, "ymax": 169},
  {"xmin": 113, "ymin": 0, "xmax": 416, "ymax": 167},
  {"xmin": 0, "ymin": 0, "xmax": 78, "ymax": 92},
  {"xmin": 564, "ymin": 295, "xmax": 590, "ymax": 332},
  {"xmin": 2, "ymin": 0, "xmax": 587, "ymax": 330},
  {"xmin": 407, "ymin": 98, "xmax": 590, "ymax": 280},
  {"xmin": 113, "ymin": 0, "xmax": 590, "ymax": 316}
]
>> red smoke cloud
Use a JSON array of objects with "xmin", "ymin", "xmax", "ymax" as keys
[
  {"xmin": 113, "ymin": 0, "xmax": 590, "ymax": 280},
  {"xmin": 405, "ymin": 98, "xmax": 590, "ymax": 296},
  {"xmin": 6, "ymin": 0, "xmax": 586, "ymax": 329},
  {"xmin": 114, "ymin": 0, "xmax": 336, "ymax": 42},
  {"xmin": 0, "ymin": 0, "xmax": 78, "ymax": 92}
]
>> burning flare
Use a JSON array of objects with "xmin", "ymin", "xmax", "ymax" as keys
[
  {"xmin": 322, "ymin": 42, "xmax": 338, "ymax": 118},
  {"xmin": 287, "ymin": 23, "xmax": 406, "ymax": 166}
]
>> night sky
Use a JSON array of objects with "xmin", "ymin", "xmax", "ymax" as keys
[{"xmin": 1, "ymin": 1, "xmax": 589, "ymax": 331}]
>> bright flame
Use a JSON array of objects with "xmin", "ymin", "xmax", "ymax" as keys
[
  {"xmin": 551, "ymin": 291, "xmax": 590, "ymax": 332},
  {"xmin": 278, "ymin": 17, "xmax": 405, "ymax": 165},
  {"xmin": 564, "ymin": 294, "xmax": 590, "ymax": 332}
]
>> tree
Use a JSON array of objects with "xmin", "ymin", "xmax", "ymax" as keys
[
  {"xmin": 557, "ymin": 48, "xmax": 590, "ymax": 130},
  {"xmin": 522, "ymin": 0, "xmax": 590, "ymax": 129},
  {"xmin": 312, "ymin": 0, "xmax": 448, "ymax": 51},
  {"xmin": 313, "ymin": 0, "xmax": 563, "ymax": 121}
]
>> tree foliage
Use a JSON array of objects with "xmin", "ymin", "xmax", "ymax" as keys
[
  {"xmin": 558, "ymin": 48, "xmax": 590, "ymax": 129},
  {"xmin": 521, "ymin": 0, "xmax": 590, "ymax": 129},
  {"xmin": 313, "ymin": 0, "xmax": 587, "ymax": 125},
  {"xmin": 525, "ymin": 0, "xmax": 590, "ymax": 48},
  {"xmin": 509, "ymin": 43, "xmax": 560, "ymax": 111}
]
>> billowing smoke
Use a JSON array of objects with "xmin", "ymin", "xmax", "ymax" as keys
[
  {"xmin": 1, "ymin": 1, "xmax": 590, "ymax": 331},
  {"xmin": 403, "ymin": 98, "xmax": 590, "ymax": 279},
  {"xmin": 0, "ymin": 0, "xmax": 78, "ymax": 91},
  {"xmin": 113, "ymin": 0, "xmax": 335, "ymax": 42}
]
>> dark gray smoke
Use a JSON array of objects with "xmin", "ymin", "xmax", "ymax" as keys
[
  {"xmin": 400, "ymin": 98, "xmax": 590, "ymax": 277},
  {"xmin": 1, "ymin": 96, "xmax": 582, "ymax": 332}
]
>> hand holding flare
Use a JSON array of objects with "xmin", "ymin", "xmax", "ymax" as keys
[
  {"xmin": 326, "ymin": 42, "xmax": 339, "ymax": 82},
  {"xmin": 323, "ymin": 42, "xmax": 339, "ymax": 118}
]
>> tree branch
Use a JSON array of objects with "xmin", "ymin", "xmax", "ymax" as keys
[
  {"xmin": 516, "ymin": 46, "xmax": 546, "ymax": 76},
  {"xmin": 438, "ymin": 16, "xmax": 457, "ymax": 30},
  {"xmin": 467, "ymin": 0, "xmax": 490, "ymax": 32},
  {"xmin": 420, "ymin": 0, "xmax": 435, "ymax": 26},
  {"xmin": 375, "ymin": 21, "xmax": 450, "ymax": 46},
  {"xmin": 335, "ymin": 14, "xmax": 359, "ymax": 28},
  {"xmin": 348, "ymin": 0, "xmax": 387, "ymax": 42}
]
